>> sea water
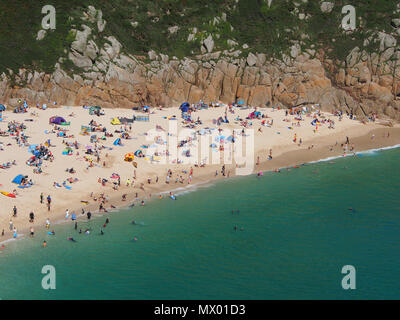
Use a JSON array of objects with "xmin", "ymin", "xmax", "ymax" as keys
[{"xmin": 1, "ymin": 147, "xmax": 400, "ymax": 299}]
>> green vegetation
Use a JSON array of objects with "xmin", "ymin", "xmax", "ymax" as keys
[{"xmin": 0, "ymin": 0, "xmax": 399, "ymax": 76}]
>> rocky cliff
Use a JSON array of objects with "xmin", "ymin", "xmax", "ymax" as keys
[{"xmin": 0, "ymin": 1, "xmax": 399, "ymax": 120}]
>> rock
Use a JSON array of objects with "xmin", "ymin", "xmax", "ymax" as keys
[
  {"xmin": 168, "ymin": 26, "xmax": 179, "ymax": 34},
  {"xmin": 391, "ymin": 18, "xmax": 400, "ymax": 28},
  {"xmin": 148, "ymin": 50, "xmax": 158, "ymax": 60},
  {"xmin": 320, "ymin": 2, "xmax": 334, "ymax": 13},
  {"xmin": 102, "ymin": 36, "xmax": 121, "ymax": 60},
  {"xmin": 97, "ymin": 10, "xmax": 106, "ymax": 32},
  {"xmin": 203, "ymin": 35, "xmax": 214, "ymax": 53},
  {"xmin": 290, "ymin": 44, "xmax": 301, "ymax": 58},
  {"xmin": 69, "ymin": 50, "xmax": 93, "ymax": 69},
  {"xmin": 36, "ymin": 30, "xmax": 47, "ymax": 41},
  {"xmin": 85, "ymin": 40, "xmax": 99, "ymax": 61},
  {"xmin": 246, "ymin": 53, "xmax": 257, "ymax": 66},
  {"xmin": 227, "ymin": 39, "xmax": 238, "ymax": 47}
]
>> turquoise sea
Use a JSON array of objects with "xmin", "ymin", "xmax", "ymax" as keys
[{"xmin": 1, "ymin": 147, "xmax": 400, "ymax": 300}]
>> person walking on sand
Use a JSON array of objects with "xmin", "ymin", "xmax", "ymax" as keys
[
  {"xmin": 12, "ymin": 206, "xmax": 17, "ymax": 217},
  {"xmin": 30, "ymin": 227, "xmax": 34, "ymax": 238},
  {"xmin": 40, "ymin": 192, "xmax": 44, "ymax": 204},
  {"xmin": 9, "ymin": 219, "xmax": 13, "ymax": 231},
  {"xmin": 45, "ymin": 218, "xmax": 50, "ymax": 230}
]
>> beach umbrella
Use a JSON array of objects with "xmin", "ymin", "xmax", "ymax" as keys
[{"xmin": 237, "ymin": 100, "xmax": 245, "ymax": 104}]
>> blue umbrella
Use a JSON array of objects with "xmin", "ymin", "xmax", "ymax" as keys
[{"xmin": 237, "ymin": 100, "xmax": 245, "ymax": 104}]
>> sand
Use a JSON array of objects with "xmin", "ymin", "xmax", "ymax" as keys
[{"xmin": 0, "ymin": 104, "xmax": 399, "ymax": 243}]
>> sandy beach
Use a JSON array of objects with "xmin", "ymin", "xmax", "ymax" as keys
[{"xmin": 0, "ymin": 104, "xmax": 399, "ymax": 243}]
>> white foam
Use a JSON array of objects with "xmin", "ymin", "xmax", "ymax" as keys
[{"xmin": 307, "ymin": 144, "xmax": 400, "ymax": 164}]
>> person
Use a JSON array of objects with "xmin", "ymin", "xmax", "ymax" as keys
[
  {"xmin": 74, "ymin": 221, "xmax": 78, "ymax": 230},
  {"xmin": 12, "ymin": 206, "xmax": 17, "ymax": 217},
  {"xmin": 40, "ymin": 192, "xmax": 44, "ymax": 204},
  {"xmin": 87, "ymin": 211, "xmax": 92, "ymax": 220},
  {"xmin": 43, "ymin": 240, "xmax": 47, "ymax": 248},
  {"xmin": 45, "ymin": 218, "xmax": 50, "ymax": 229},
  {"xmin": 30, "ymin": 227, "xmax": 34, "ymax": 238},
  {"xmin": 105, "ymin": 218, "xmax": 109, "ymax": 224},
  {"xmin": 29, "ymin": 211, "xmax": 34, "ymax": 223},
  {"xmin": 65, "ymin": 209, "xmax": 69, "ymax": 220},
  {"xmin": 100, "ymin": 229, "xmax": 104, "ymax": 235},
  {"xmin": 67, "ymin": 237, "xmax": 77, "ymax": 242}
]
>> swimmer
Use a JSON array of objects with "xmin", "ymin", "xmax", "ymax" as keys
[
  {"xmin": 67, "ymin": 237, "xmax": 77, "ymax": 242},
  {"xmin": 43, "ymin": 240, "xmax": 47, "ymax": 248},
  {"xmin": 348, "ymin": 207, "xmax": 356, "ymax": 213},
  {"xmin": 141, "ymin": 200, "xmax": 145, "ymax": 206},
  {"xmin": 100, "ymin": 229, "xmax": 104, "ymax": 235},
  {"xmin": 85, "ymin": 229, "xmax": 90, "ymax": 235},
  {"xmin": 234, "ymin": 225, "xmax": 238, "ymax": 231},
  {"xmin": 106, "ymin": 218, "xmax": 109, "ymax": 224},
  {"xmin": 133, "ymin": 237, "xmax": 137, "ymax": 241},
  {"xmin": 131, "ymin": 220, "xmax": 136, "ymax": 225}
]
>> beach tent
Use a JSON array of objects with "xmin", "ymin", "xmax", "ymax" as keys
[
  {"xmin": 311, "ymin": 119, "xmax": 320, "ymax": 126},
  {"xmin": 111, "ymin": 117, "xmax": 121, "ymax": 125},
  {"xmin": 134, "ymin": 150, "xmax": 144, "ymax": 157},
  {"xmin": 180, "ymin": 102, "xmax": 190, "ymax": 113},
  {"xmin": 113, "ymin": 138, "xmax": 122, "ymax": 146},
  {"xmin": 124, "ymin": 153, "xmax": 135, "ymax": 161},
  {"xmin": 62, "ymin": 147, "xmax": 73, "ymax": 155},
  {"xmin": 89, "ymin": 106, "xmax": 101, "ymax": 115},
  {"xmin": 28, "ymin": 144, "xmax": 40, "ymax": 157},
  {"xmin": 12, "ymin": 174, "xmax": 26, "ymax": 185},
  {"xmin": 0, "ymin": 104, "xmax": 5, "ymax": 111},
  {"xmin": 49, "ymin": 116, "xmax": 66, "ymax": 125}
]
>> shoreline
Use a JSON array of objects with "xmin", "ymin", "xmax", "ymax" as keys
[{"xmin": 2, "ymin": 125, "xmax": 400, "ymax": 247}]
